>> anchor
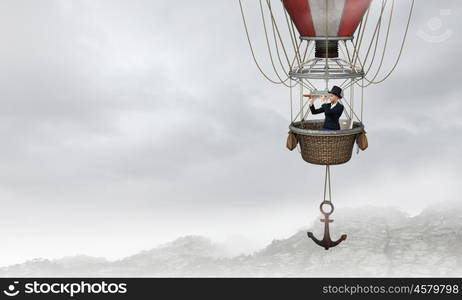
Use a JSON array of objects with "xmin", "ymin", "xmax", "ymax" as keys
[
  {"xmin": 307, "ymin": 165, "xmax": 347, "ymax": 250},
  {"xmin": 307, "ymin": 201, "xmax": 347, "ymax": 250}
]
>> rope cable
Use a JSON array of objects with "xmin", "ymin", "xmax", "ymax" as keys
[
  {"xmin": 349, "ymin": 0, "xmax": 387, "ymax": 75},
  {"xmin": 264, "ymin": 0, "xmax": 293, "ymax": 67},
  {"xmin": 290, "ymin": 78, "xmax": 294, "ymax": 120},
  {"xmin": 239, "ymin": 0, "xmax": 285, "ymax": 84},
  {"xmin": 281, "ymin": 2, "xmax": 302, "ymax": 65},
  {"xmin": 259, "ymin": 0, "xmax": 292, "ymax": 85},
  {"xmin": 363, "ymin": 0, "xmax": 394, "ymax": 83},
  {"xmin": 266, "ymin": 0, "xmax": 307, "ymax": 78},
  {"xmin": 270, "ymin": 16, "xmax": 302, "ymax": 78},
  {"xmin": 362, "ymin": 7, "xmax": 384, "ymax": 76},
  {"xmin": 339, "ymin": 95, "xmax": 362, "ymax": 122},
  {"xmin": 362, "ymin": 0, "xmax": 415, "ymax": 85},
  {"xmin": 352, "ymin": 5, "xmax": 370, "ymax": 67},
  {"xmin": 323, "ymin": 165, "xmax": 332, "ymax": 202},
  {"xmin": 347, "ymin": 0, "xmax": 413, "ymax": 88},
  {"xmin": 359, "ymin": 0, "xmax": 388, "ymax": 72},
  {"xmin": 324, "ymin": 0, "xmax": 329, "ymax": 90},
  {"xmin": 361, "ymin": 78, "xmax": 364, "ymax": 122}
]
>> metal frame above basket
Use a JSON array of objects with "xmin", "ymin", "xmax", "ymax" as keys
[{"xmin": 289, "ymin": 58, "xmax": 364, "ymax": 80}]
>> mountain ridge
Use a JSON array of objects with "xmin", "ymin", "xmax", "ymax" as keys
[{"xmin": 1, "ymin": 201, "xmax": 461, "ymax": 277}]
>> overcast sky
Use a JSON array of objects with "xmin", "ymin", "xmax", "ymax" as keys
[{"xmin": 0, "ymin": 0, "xmax": 460, "ymax": 266}]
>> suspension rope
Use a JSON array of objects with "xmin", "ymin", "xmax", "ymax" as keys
[
  {"xmin": 270, "ymin": 12, "xmax": 292, "ymax": 75},
  {"xmin": 349, "ymin": 79, "xmax": 354, "ymax": 128},
  {"xmin": 265, "ymin": 1, "xmax": 293, "ymax": 66},
  {"xmin": 352, "ymin": 18, "xmax": 364, "ymax": 57},
  {"xmin": 259, "ymin": 0, "xmax": 292, "ymax": 85},
  {"xmin": 342, "ymin": 76, "xmax": 363, "ymax": 90},
  {"xmin": 265, "ymin": 0, "xmax": 306, "ymax": 88},
  {"xmin": 302, "ymin": 39, "xmax": 312, "ymax": 62},
  {"xmin": 266, "ymin": 0, "xmax": 307, "ymax": 79},
  {"xmin": 363, "ymin": 0, "xmax": 394, "ymax": 83},
  {"xmin": 298, "ymin": 42, "xmax": 317, "ymax": 90},
  {"xmin": 264, "ymin": 0, "xmax": 290, "ymax": 65},
  {"xmin": 360, "ymin": 0, "xmax": 388, "ymax": 72},
  {"xmin": 270, "ymin": 19, "xmax": 309, "ymax": 89},
  {"xmin": 285, "ymin": 7, "xmax": 303, "ymax": 66},
  {"xmin": 297, "ymin": 77, "xmax": 317, "ymax": 92},
  {"xmin": 361, "ymin": 78, "xmax": 365, "ymax": 122},
  {"xmin": 299, "ymin": 83, "xmax": 304, "ymax": 121},
  {"xmin": 291, "ymin": 90, "xmax": 314, "ymax": 122},
  {"xmin": 352, "ymin": 5, "xmax": 370, "ymax": 68},
  {"xmin": 286, "ymin": 18, "xmax": 302, "ymax": 66},
  {"xmin": 239, "ymin": 0, "xmax": 304, "ymax": 88},
  {"xmin": 324, "ymin": 0, "xmax": 329, "ymax": 90},
  {"xmin": 354, "ymin": 0, "xmax": 392, "ymax": 84},
  {"xmin": 339, "ymin": 40, "xmax": 354, "ymax": 74},
  {"xmin": 346, "ymin": 0, "xmax": 413, "ymax": 89},
  {"xmin": 270, "ymin": 16, "xmax": 304, "ymax": 82},
  {"xmin": 266, "ymin": 0, "xmax": 317, "ymax": 90},
  {"xmin": 341, "ymin": 0, "xmax": 387, "ymax": 90},
  {"xmin": 239, "ymin": 0, "xmax": 286, "ymax": 84},
  {"xmin": 362, "ymin": 0, "xmax": 415, "ymax": 86},
  {"xmin": 342, "ymin": 104, "xmax": 352, "ymax": 121},
  {"xmin": 302, "ymin": 105, "xmax": 311, "ymax": 120},
  {"xmin": 339, "ymin": 95, "xmax": 362, "ymax": 122},
  {"xmin": 362, "ymin": 5, "xmax": 384, "ymax": 76},
  {"xmin": 290, "ymin": 79, "xmax": 294, "ymax": 121},
  {"xmin": 277, "ymin": 0, "xmax": 303, "ymax": 66},
  {"xmin": 347, "ymin": 0, "xmax": 386, "ymax": 80}
]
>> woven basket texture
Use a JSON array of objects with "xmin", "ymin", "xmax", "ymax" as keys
[{"xmin": 294, "ymin": 122, "xmax": 359, "ymax": 165}]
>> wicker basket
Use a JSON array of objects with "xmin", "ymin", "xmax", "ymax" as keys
[{"xmin": 289, "ymin": 120, "xmax": 364, "ymax": 165}]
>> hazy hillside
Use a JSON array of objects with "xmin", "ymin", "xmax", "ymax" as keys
[{"xmin": 1, "ymin": 202, "xmax": 461, "ymax": 277}]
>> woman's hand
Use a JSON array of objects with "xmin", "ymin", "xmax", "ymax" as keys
[
  {"xmin": 320, "ymin": 95, "xmax": 327, "ymax": 104},
  {"xmin": 308, "ymin": 97, "xmax": 314, "ymax": 106}
]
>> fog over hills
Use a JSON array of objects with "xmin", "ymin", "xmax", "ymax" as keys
[{"xmin": 1, "ymin": 202, "xmax": 461, "ymax": 277}]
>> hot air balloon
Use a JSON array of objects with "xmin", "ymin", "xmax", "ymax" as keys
[{"xmin": 239, "ymin": 0, "xmax": 415, "ymax": 249}]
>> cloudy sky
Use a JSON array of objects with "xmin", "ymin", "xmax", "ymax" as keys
[{"xmin": 0, "ymin": 0, "xmax": 460, "ymax": 266}]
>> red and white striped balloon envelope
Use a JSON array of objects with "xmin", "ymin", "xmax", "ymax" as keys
[{"xmin": 283, "ymin": 0, "xmax": 372, "ymax": 39}]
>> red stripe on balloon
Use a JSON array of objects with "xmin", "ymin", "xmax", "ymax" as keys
[
  {"xmin": 283, "ymin": 0, "xmax": 316, "ymax": 36},
  {"xmin": 338, "ymin": 0, "xmax": 372, "ymax": 36}
]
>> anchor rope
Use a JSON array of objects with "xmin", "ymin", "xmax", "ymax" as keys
[{"xmin": 323, "ymin": 165, "xmax": 332, "ymax": 203}]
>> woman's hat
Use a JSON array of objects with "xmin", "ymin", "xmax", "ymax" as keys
[{"xmin": 329, "ymin": 85, "xmax": 343, "ymax": 99}]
